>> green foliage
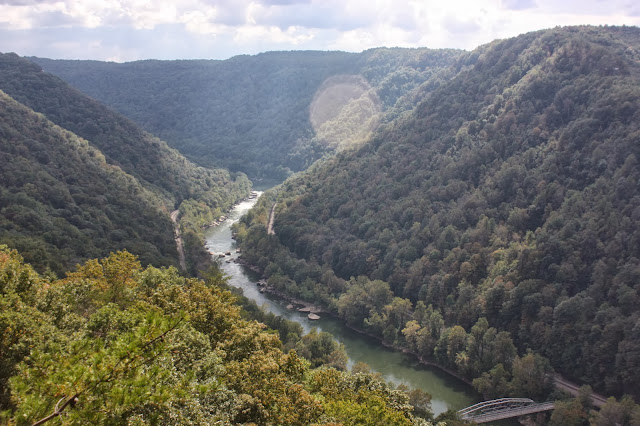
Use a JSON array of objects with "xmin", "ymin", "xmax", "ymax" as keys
[
  {"xmin": 509, "ymin": 352, "xmax": 554, "ymax": 400},
  {"xmin": 11, "ymin": 310, "xmax": 183, "ymax": 424},
  {"xmin": 338, "ymin": 276, "xmax": 393, "ymax": 327},
  {"xmin": 0, "ymin": 89, "xmax": 176, "ymax": 274},
  {"xmin": 307, "ymin": 368, "xmax": 418, "ymax": 425},
  {"xmin": 238, "ymin": 25, "xmax": 640, "ymax": 399},
  {"xmin": 294, "ymin": 328, "xmax": 348, "ymax": 370},
  {"xmin": 433, "ymin": 408, "xmax": 465, "ymax": 425},
  {"xmin": 0, "ymin": 246, "xmax": 433, "ymax": 424},
  {"xmin": 472, "ymin": 364, "xmax": 511, "ymax": 400},
  {"xmin": 549, "ymin": 398, "xmax": 589, "ymax": 426},
  {"xmin": 592, "ymin": 396, "xmax": 640, "ymax": 426},
  {"xmin": 32, "ymin": 49, "xmax": 461, "ymax": 180},
  {"xmin": 0, "ymin": 53, "xmax": 250, "ymax": 274}
]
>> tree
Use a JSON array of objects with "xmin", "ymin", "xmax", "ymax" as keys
[
  {"xmin": 337, "ymin": 276, "xmax": 393, "ymax": 327},
  {"xmin": 2, "ymin": 249, "xmax": 433, "ymax": 424},
  {"xmin": 295, "ymin": 328, "xmax": 348, "ymax": 370},
  {"xmin": 509, "ymin": 352, "xmax": 554, "ymax": 400},
  {"xmin": 402, "ymin": 320, "xmax": 422, "ymax": 353},
  {"xmin": 396, "ymin": 385, "xmax": 433, "ymax": 420},
  {"xmin": 434, "ymin": 408, "xmax": 466, "ymax": 425},
  {"xmin": 472, "ymin": 363, "xmax": 511, "ymax": 399},
  {"xmin": 307, "ymin": 368, "xmax": 422, "ymax": 426},
  {"xmin": 592, "ymin": 396, "xmax": 640, "ymax": 426},
  {"xmin": 10, "ymin": 310, "xmax": 184, "ymax": 425},
  {"xmin": 549, "ymin": 399, "xmax": 588, "ymax": 426},
  {"xmin": 435, "ymin": 325, "xmax": 468, "ymax": 369}
]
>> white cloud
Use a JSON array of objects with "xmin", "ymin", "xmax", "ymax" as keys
[
  {"xmin": 234, "ymin": 24, "xmax": 315, "ymax": 46},
  {"xmin": 248, "ymin": 0, "xmax": 376, "ymax": 31},
  {"xmin": 0, "ymin": 0, "xmax": 639, "ymax": 60},
  {"xmin": 501, "ymin": 0, "xmax": 536, "ymax": 11},
  {"xmin": 178, "ymin": 8, "xmax": 220, "ymax": 35}
]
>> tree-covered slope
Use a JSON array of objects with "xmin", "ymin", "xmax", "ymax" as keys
[
  {"xmin": 0, "ymin": 53, "xmax": 250, "ymax": 208},
  {"xmin": 237, "ymin": 26, "xmax": 640, "ymax": 398},
  {"xmin": 0, "ymin": 89, "xmax": 178, "ymax": 273},
  {"xmin": 0, "ymin": 53, "xmax": 250, "ymax": 275},
  {"xmin": 0, "ymin": 246, "xmax": 433, "ymax": 425},
  {"xmin": 32, "ymin": 48, "xmax": 461, "ymax": 180}
]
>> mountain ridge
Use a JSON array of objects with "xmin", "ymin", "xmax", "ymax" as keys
[
  {"xmin": 31, "ymin": 47, "xmax": 462, "ymax": 180},
  {"xmin": 0, "ymin": 53, "xmax": 250, "ymax": 274},
  {"xmin": 236, "ymin": 25, "xmax": 640, "ymax": 398},
  {"xmin": 0, "ymin": 88, "xmax": 177, "ymax": 273}
]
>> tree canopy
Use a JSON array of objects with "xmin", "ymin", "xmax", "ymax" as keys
[
  {"xmin": 0, "ymin": 53, "xmax": 250, "ymax": 275},
  {"xmin": 32, "ymin": 48, "xmax": 461, "ymax": 181},
  {"xmin": 0, "ymin": 245, "xmax": 434, "ymax": 425},
  {"xmin": 237, "ymin": 25, "xmax": 640, "ymax": 400}
]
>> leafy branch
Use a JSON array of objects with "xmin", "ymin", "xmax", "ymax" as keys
[{"xmin": 31, "ymin": 317, "xmax": 184, "ymax": 426}]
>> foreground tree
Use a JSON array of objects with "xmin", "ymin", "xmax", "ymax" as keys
[{"xmin": 0, "ymin": 246, "xmax": 433, "ymax": 424}]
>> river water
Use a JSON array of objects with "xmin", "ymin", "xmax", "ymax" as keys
[{"xmin": 204, "ymin": 194, "xmax": 480, "ymax": 415}]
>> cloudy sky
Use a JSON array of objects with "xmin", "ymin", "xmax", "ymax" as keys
[{"xmin": 1, "ymin": 0, "xmax": 639, "ymax": 62}]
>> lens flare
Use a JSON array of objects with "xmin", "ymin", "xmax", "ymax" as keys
[{"xmin": 309, "ymin": 74, "xmax": 381, "ymax": 150}]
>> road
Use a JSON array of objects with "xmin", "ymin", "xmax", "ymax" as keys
[
  {"xmin": 267, "ymin": 203, "xmax": 276, "ymax": 235},
  {"xmin": 170, "ymin": 210, "xmax": 187, "ymax": 272},
  {"xmin": 554, "ymin": 375, "xmax": 607, "ymax": 408}
]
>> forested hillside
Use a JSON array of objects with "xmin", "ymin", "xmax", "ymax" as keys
[
  {"xmin": 0, "ymin": 53, "xmax": 250, "ymax": 275},
  {"xmin": 0, "ymin": 246, "xmax": 435, "ymax": 424},
  {"xmin": 0, "ymin": 90, "xmax": 178, "ymax": 273},
  {"xmin": 0, "ymin": 52, "xmax": 442, "ymax": 425},
  {"xmin": 236, "ymin": 26, "xmax": 640, "ymax": 400},
  {"xmin": 32, "ymin": 48, "xmax": 461, "ymax": 180}
]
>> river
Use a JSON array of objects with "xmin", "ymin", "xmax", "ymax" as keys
[{"xmin": 204, "ymin": 193, "xmax": 481, "ymax": 416}]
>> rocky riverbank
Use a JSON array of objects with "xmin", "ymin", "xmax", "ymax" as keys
[{"xmin": 235, "ymin": 255, "xmax": 475, "ymax": 386}]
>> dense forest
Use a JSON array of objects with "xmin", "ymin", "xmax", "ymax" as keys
[
  {"xmin": 235, "ymin": 25, "xmax": 640, "ymax": 409},
  {"xmin": 0, "ymin": 50, "xmax": 451, "ymax": 425},
  {"xmin": 0, "ymin": 88, "xmax": 176, "ymax": 273},
  {"xmin": 4, "ymin": 23, "xmax": 640, "ymax": 424},
  {"xmin": 0, "ymin": 246, "xmax": 438, "ymax": 425},
  {"xmin": 32, "ymin": 48, "xmax": 461, "ymax": 180},
  {"xmin": 0, "ymin": 53, "xmax": 250, "ymax": 275}
]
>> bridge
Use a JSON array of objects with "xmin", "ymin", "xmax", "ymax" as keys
[{"xmin": 458, "ymin": 398, "xmax": 555, "ymax": 423}]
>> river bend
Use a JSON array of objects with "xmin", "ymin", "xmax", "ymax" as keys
[{"xmin": 204, "ymin": 194, "xmax": 480, "ymax": 415}]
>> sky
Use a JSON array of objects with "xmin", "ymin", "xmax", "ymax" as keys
[{"xmin": 0, "ymin": 0, "xmax": 639, "ymax": 62}]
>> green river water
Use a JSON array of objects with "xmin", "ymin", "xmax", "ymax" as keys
[{"xmin": 204, "ymin": 193, "xmax": 481, "ymax": 416}]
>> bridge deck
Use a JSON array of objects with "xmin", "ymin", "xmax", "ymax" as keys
[{"xmin": 461, "ymin": 402, "xmax": 555, "ymax": 423}]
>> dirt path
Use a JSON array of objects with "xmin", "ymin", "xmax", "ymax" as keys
[
  {"xmin": 267, "ymin": 203, "xmax": 276, "ymax": 235},
  {"xmin": 170, "ymin": 210, "xmax": 187, "ymax": 272},
  {"xmin": 554, "ymin": 375, "xmax": 607, "ymax": 408}
]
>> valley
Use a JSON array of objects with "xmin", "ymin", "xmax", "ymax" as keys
[
  {"xmin": 1, "ymin": 24, "xmax": 640, "ymax": 425},
  {"xmin": 204, "ymin": 193, "xmax": 480, "ymax": 416}
]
